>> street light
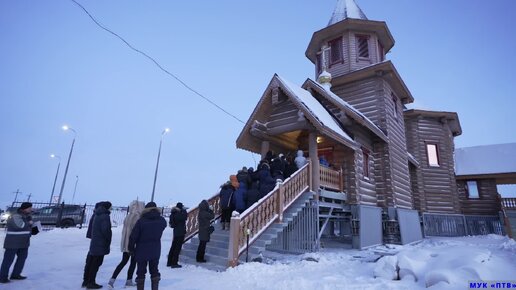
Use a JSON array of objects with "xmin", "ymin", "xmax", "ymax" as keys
[
  {"xmin": 72, "ymin": 175, "xmax": 79, "ymax": 204},
  {"xmin": 57, "ymin": 125, "xmax": 77, "ymax": 205},
  {"xmin": 49, "ymin": 154, "xmax": 61, "ymax": 204},
  {"xmin": 150, "ymin": 128, "xmax": 170, "ymax": 202}
]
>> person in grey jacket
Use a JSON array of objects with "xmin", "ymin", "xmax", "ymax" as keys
[
  {"xmin": 0, "ymin": 202, "xmax": 34, "ymax": 284},
  {"xmin": 196, "ymin": 200, "xmax": 214, "ymax": 263}
]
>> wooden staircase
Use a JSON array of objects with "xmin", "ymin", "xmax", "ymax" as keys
[{"xmin": 178, "ymin": 161, "xmax": 347, "ymax": 270}]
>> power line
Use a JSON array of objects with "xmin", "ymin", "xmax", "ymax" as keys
[{"xmin": 69, "ymin": 0, "xmax": 245, "ymax": 124}]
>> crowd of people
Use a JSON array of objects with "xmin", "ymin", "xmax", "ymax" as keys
[
  {"xmin": 219, "ymin": 150, "xmax": 308, "ymax": 229},
  {"xmin": 0, "ymin": 198, "xmax": 215, "ymax": 290},
  {"xmin": 0, "ymin": 150, "xmax": 312, "ymax": 289}
]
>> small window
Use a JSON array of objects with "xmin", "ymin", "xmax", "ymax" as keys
[
  {"xmin": 378, "ymin": 40, "xmax": 384, "ymax": 61},
  {"xmin": 362, "ymin": 148, "xmax": 370, "ymax": 178},
  {"xmin": 426, "ymin": 144, "xmax": 440, "ymax": 167},
  {"xmin": 391, "ymin": 94, "xmax": 398, "ymax": 120},
  {"xmin": 329, "ymin": 37, "xmax": 343, "ymax": 65},
  {"xmin": 357, "ymin": 35, "xmax": 369, "ymax": 58},
  {"xmin": 466, "ymin": 181, "xmax": 480, "ymax": 199}
]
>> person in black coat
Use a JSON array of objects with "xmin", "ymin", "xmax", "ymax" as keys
[
  {"xmin": 196, "ymin": 200, "xmax": 214, "ymax": 263},
  {"xmin": 82, "ymin": 202, "xmax": 102, "ymax": 288},
  {"xmin": 245, "ymin": 180, "xmax": 260, "ymax": 209},
  {"xmin": 258, "ymin": 163, "xmax": 276, "ymax": 199},
  {"xmin": 85, "ymin": 201, "xmax": 112, "ymax": 289},
  {"xmin": 166, "ymin": 202, "xmax": 187, "ymax": 268},
  {"xmin": 128, "ymin": 202, "xmax": 166, "ymax": 290},
  {"xmin": 219, "ymin": 178, "xmax": 235, "ymax": 230}
]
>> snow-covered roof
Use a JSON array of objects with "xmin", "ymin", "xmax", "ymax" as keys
[
  {"xmin": 328, "ymin": 0, "xmax": 368, "ymax": 26},
  {"xmin": 276, "ymin": 75, "xmax": 355, "ymax": 145},
  {"xmin": 455, "ymin": 143, "xmax": 516, "ymax": 176},
  {"xmin": 304, "ymin": 79, "xmax": 387, "ymax": 142}
]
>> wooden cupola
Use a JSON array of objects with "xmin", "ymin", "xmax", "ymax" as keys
[{"xmin": 306, "ymin": 0, "xmax": 395, "ymax": 80}]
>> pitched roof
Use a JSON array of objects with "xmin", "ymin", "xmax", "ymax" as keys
[
  {"xmin": 455, "ymin": 143, "xmax": 516, "ymax": 176},
  {"xmin": 328, "ymin": 0, "xmax": 368, "ymax": 26},
  {"xmin": 236, "ymin": 74, "xmax": 358, "ymax": 153},
  {"xmin": 302, "ymin": 79, "xmax": 388, "ymax": 142}
]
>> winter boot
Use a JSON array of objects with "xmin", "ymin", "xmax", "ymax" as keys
[
  {"xmin": 125, "ymin": 279, "xmax": 137, "ymax": 287},
  {"xmin": 151, "ymin": 277, "xmax": 160, "ymax": 290},
  {"xmin": 136, "ymin": 279, "xmax": 145, "ymax": 290},
  {"xmin": 107, "ymin": 278, "xmax": 115, "ymax": 288}
]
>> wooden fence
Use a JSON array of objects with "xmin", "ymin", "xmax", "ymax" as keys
[{"xmin": 319, "ymin": 166, "xmax": 343, "ymax": 192}]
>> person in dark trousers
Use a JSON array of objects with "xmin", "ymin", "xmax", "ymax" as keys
[
  {"xmin": 219, "ymin": 177, "xmax": 236, "ymax": 230},
  {"xmin": 82, "ymin": 202, "xmax": 102, "ymax": 288},
  {"xmin": 196, "ymin": 200, "xmax": 214, "ymax": 263},
  {"xmin": 128, "ymin": 202, "xmax": 166, "ymax": 290},
  {"xmin": 85, "ymin": 201, "xmax": 112, "ymax": 289},
  {"xmin": 108, "ymin": 200, "xmax": 144, "ymax": 288},
  {"xmin": 167, "ymin": 202, "xmax": 187, "ymax": 268},
  {"xmin": 0, "ymin": 202, "xmax": 35, "ymax": 283}
]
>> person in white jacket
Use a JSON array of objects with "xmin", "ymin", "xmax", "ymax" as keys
[
  {"xmin": 294, "ymin": 150, "xmax": 307, "ymax": 169},
  {"xmin": 108, "ymin": 200, "xmax": 144, "ymax": 289}
]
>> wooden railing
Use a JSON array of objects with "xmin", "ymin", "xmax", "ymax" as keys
[
  {"xmin": 501, "ymin": 198, "xmax": 516, "ymax": 210},
  {"xmin": 319, "ymin": 166, "xmax": 343, "ymax": 192},
  {"xmin": 227, "ymin": 163, "xmax": 311, "ymax": 267},
  {"xmin": 184, "ymin": 192, "xmax": 221, "ymax": 242}
]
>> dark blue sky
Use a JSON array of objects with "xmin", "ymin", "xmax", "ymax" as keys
[{"xmin": 1, "ymin": 0, "xmax": 515, "ymax": 208}]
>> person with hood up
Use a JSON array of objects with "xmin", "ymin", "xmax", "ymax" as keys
[
  {"xmin": 219, "ymin": 176, "xmax": 237, "ymax": 230},
  {"xmin": 294, "ymin": 150, "xmax": 307, "ymax": 169},
  {"xmin": 234, "ymin": 169, "xmax": 249, "ymax": 213},
  {"xmin": 257, "ymin": 163, "xmax": 276, "ymax": 199},
  {"xmin": 129, "ymin": 202, "xmax": 166, "ymax": 290},
  {"xmin": 0, "ymin": 202, "xmax": 35, "ymax": 284},
  {"xmin": 196, "ymin": 200, "xmax": 214, "ymax": 263},
  {"xmin": 85, "ymin": 201, "xmax": 112, "ymax": 289},
  {"xmin": 108, "ymin": 200, "xmax": 144, "ymax": 288},
  {"xmin": 82, "ymin": 202, "xmax": 102, "ymax": 288},
  {"xmin": 166, "ymin": 202, "xmax": 187, "ymax": 268}
]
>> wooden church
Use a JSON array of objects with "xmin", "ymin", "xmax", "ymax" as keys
[{"xmin": 178, "ymin": 0, "xmax": 515, "ymax": 269}]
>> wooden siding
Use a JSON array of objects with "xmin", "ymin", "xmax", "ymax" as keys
[
  {"xmin": 332, "ymin": 77, "xmax": 412, "ymax": 209},
  {"xmin": 457, "ymin": 179, "xmax": 501, "ymax": 215},
  {"xmin": 315, "ymin": 31, "xmax": 383, "ymax": 80},
  {"xmin": 348, "ymin": 32, "xmax": 379, "ymax": 72},
  {"xmin": 404, "ymin": 115, "xmax": 460, "ymax": 213}
]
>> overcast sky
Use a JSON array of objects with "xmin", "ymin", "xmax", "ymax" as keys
[{"xmin": 1, "ymin": 0, "xmax": 515, "ymax": 209}]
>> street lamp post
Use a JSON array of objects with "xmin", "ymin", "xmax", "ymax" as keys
[
  {"xmin": 49, "ymin": 154, "xmax": 61, "ymax": 205},
  {"xmin": 150, "ymin": 128, "xmax": 170, "ymax": 202},
  {"xmin": 72, "ymin": 175, "xmax": 79, "ymax": 204},
  {"xmin": 57, "ymin": 125, "xmax": 77, "ymax": 205}
]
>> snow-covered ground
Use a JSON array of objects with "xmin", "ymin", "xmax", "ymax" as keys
[{"xmin": 0, "ymin": 227, "xmax": 515, "ymax": 290}]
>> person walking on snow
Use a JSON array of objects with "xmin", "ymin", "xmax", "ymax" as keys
[
  {"xmin": 108, "ymin": 200, "xmax": 144, "ymax": 288},
  {"xmin": 129, "ymin": 202, "xmax": 166, "ymax": 290}
]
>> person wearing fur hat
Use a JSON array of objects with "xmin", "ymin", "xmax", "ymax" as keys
[
  {"xmin": 129, "ymin": 202, "xmax": 166, "ymax": 290},
  {"xmin": 108, "ymin": 200, "xmax": 144, "ymax": 288},
  {"xmin": 0, "ymin": 202, "xmax": 34, "ymax": 283},
  {"xmin": 85, "ymin": 201, "xmax": 112, "ymax": 289},
  {"xmin": 166, "ymin": 202, "xmax": 187, "ymax": 268}
]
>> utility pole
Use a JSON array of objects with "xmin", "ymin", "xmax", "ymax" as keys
[{"xmin": 13, "ymin": 189, "xmax": 21, "ymax": 203}]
